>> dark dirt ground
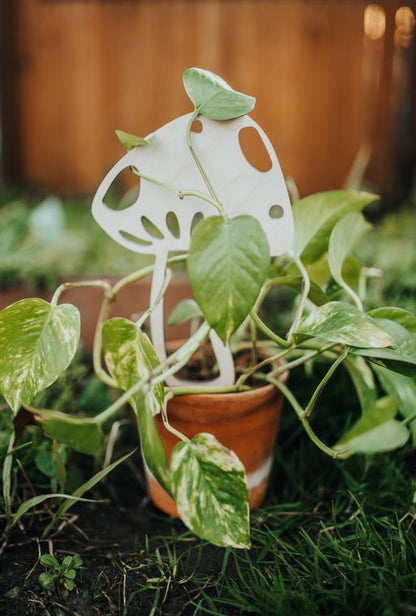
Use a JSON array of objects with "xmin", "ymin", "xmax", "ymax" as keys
[{"xmin": 0, "ymin": 456, "xmax": 225, "ymax": 616}]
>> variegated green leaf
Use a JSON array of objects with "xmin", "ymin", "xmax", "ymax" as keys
[
  {"xmin": 328, "ymin": 211, "xmax": 371, "ymax": 291},
  {"xmin": 293, "ymin": 302, "xmax": 393, "ymax": 348},
  {"xmin": 183, "ymin": 67, "xmax": 255, "ymax": 120},
  {"xmin": 0, "ymin": 299, "xmax": 80, "ymax": 413},
  {"xmin": 344, "ymin": 356, "xmax": 378, "ymax": 415},
  {"xmin": 102, "ymin": 318, "xmax": 167, "ymax": 487},
  {"xmin": 188, "ymin": 215, "xmax": 270, "ymax": 345},
  {"xmin": 23, "ymin": 406, "xmax": 102, "ymax": 455},
  {"xmin": 170, "ymin": 433, "xmax": 250, "ymax": 549},
  {"xmin": 334, "ymin": 397, "xmax": 409, "ymax": 454},
  {"xmin": 292, "ymin": 190, "xmax": 377, "ymax": 263},
  {"xmin": 368, "ymin": 307, "xmax": 416, "ymax": 335},
  {"xmin": 354, "ymin": 318, "xmax": 416, "ymax": 377},
  {"xmin": 374, "ymin": 365, "xmax": 416, "ymax": 445}
]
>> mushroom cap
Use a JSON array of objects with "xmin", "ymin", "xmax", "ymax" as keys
[{"xmin": 92, "ymin": 112, "xmax": 293, "ymax": 256}]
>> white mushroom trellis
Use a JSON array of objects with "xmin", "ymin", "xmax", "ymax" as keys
[{"xmin": 92, "ymin": 68, "xmax": 294, "ymax": 387}]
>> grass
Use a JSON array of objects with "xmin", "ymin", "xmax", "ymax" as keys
[
  {"xmin": 1, "ymin": 194, "xmax": 416, "ymax": 614},
  {"xmin": 3, "ymin": 362, "xmax": 415, "ymax": 615}
]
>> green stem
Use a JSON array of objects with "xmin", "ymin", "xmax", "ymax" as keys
[
  {"xmin": 92, "ymin": 287, "xmax": 117, "ymax": 388},
  {"xmin": 339, "ymin": 280, "xmax": 363, "ymax": 311},
  {"xmin": 401, "ymin": 412, "xmax": 416, "ymax": 426},
  {"xmin": 112, "ymin": 254, "xmax": 187, "ymax": 296},
  {"xmin": 236, "ymin": 345, "xmax": 294, "ymax": 389},
  {"xmin": 51, "ymin": 279, "xmax": 112, "ymax": 307},
  {"xmin": 302, "ymin": 349, "xmax": 349, "ymax": 418},
  {"xmin": 130, "ymin": 166, "xmax": 224, "ymax": 216},
  {"xmin": 93, "ymin": 323, "xmax": 211, "ymax": 425},
  {"xmin": 250, "ymin": 310, "xmax": 291, "ymax": 348},
  {"xmin": 136, "ymin": 268, "xmax": 172, "ymax": 330},
  {"xmin": 186, "ymin": 110, "xmax": 225, "ymax": 215},
  {"xmin": 250, "ymin": 315, "xmax": 258, "ymax": 368},
  {"xmin": 287, "ymin": 252, "xmax": 310, "ymax": 342},
  {"xmin": 269, "ymin": 343, "xmax": 337, "ymax": 378},
  {"xmin": 160, "ymin": 392, "xmax": 189, "ymax": 443},
  {"xmin": 259, "ymin": 374, "xmax": 352, "ymax": 459},
  {"xmin": 172, "ymin": 384, "xmax": 250, "ymax": 396}
]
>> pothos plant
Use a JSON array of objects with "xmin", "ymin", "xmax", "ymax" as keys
[{"xmin": 1, "ymin": 68, "xmax": 416, "ymax": 549}]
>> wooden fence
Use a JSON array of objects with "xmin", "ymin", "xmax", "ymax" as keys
[{"xmin": 1, "ymin": 0, "xmax": 415, "ymax": 198}]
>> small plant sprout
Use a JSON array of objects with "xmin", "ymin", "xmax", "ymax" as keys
[
  {"xmin": 38, "ymin": 553, "xmax": 83, "ymax": 597},
  {"xmin": 1, "ymin": 68, "xmax": 416, "ymax": 549}
]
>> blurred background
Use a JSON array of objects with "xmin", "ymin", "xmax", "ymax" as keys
[
  {"xmin": 0, "ymin": 0, "xmax": 415, "ymax": 295},
  {"xmin": 1, "ymin": 0, "xmax": 415, "ymax": 202}
]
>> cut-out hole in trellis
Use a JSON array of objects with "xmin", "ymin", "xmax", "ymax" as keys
[
  {"xmin": 191, "ymin": 212, "xmax": 204, "ymax": 232},
  {"xmin": 92, "ymin": 110, "xmax": 294, "ymax": 389},
  {"xmin": 166, "ymin": 211, "xmax": 180, "ymax": 238},
  {"xmin": 119, "ymin": 230, "xmax": 153, "ymax": 247},
  {"xmin": 191, "ymin": 119, "xmax": 203, "ymax": 133},
  {"xmin": 238, "ymin": 126, "xmax": 273, "ymax": 172},
  {"xmin": 269, "ymin": 205, "xmax": 284, "ymax": 219},
  {"xmin": 103, "ymin": 166, "xmax": 140, "ymax": 210},
  {"xmin": 141, "ymin": 216, "xmax": 165, "ymax": 239}
]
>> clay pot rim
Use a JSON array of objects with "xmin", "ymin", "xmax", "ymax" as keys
[{"xmin": 167, "ymin": 338, "xmax": 288, "ymax": 404}]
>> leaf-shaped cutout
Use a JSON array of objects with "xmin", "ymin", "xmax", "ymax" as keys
[
  {"xmin": 102, "ymin": 318, "xmax": 167, "ymax": 487},
  {"xmin": 334, "ymin": 397, "xmax": 409, "ymax": 454},
  {"xmin": 183, "ymin": 67, "xmax": 255, "ymax": 120},
  {"xmin": 293, "ymin": 302, "xmax": 393, "ymax": 348},
  {"xmin": 188, "ymin": 215, "xmax": 270, "ymax": 345},
  {"xmin": 0, "ymin": 299, "xmax": 80, "ymax": 413},
  {"xmin": 292, "ymin": 190, "xmax": 377, "ymax": 264},
  {"xmin": 170, "ymin": 433, "xmax": 250, "ymax": 548},
  {"xmin": 115, "ymin": 129, "xmax": 150, "ymax": 150},
  {"xmin": 22, "ymin": 406, "xmax": 102, "ymax": 455},
  {"xmin": 166, "ymin": 211, "xmax": 180, "ymax": 239}
]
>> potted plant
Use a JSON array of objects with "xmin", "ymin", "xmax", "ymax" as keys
[{"xmin": 1, "ymin": 68, "xmax": 416, "ymax": 549}]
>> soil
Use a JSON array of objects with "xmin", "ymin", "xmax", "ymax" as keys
[
  {"xmin": 173, "ymin": 341, "xmax": 272, "ymax": 386},
  {"xmin": 0, "ymin": 455, "xmax": 225, "ymax": 616},
  {"xmin": 0, "ymin": 347, "xmax": 274, "ymax": 615}
]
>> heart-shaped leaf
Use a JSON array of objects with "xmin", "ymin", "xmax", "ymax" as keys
[
  {"xmin": 115, "ymin": 130, "xmax": 150, "ymax": 150},
  {"xmin": 168, "ymin": 299, "xmax": 202, "ymax": 326},
  {"xmin": 334, "ymin": 397, "xmax": 409, "ymax": 454},
  {"xmin": 188, "ymin": 215, "xmax": 270, "ymax": 345},
  {"xmin": 328, "ymin": 211, "xmax": 371, "ymax": 288},
  {"xmin": 293, "ymin": 302, "xmax": 394, "ymax": 348},
  {"xmin": 292, "ymin": 190, "xmax": 377, "ymax": 263},
  {"xmin": 183, "ymin": 67, "xmax": 255, "ymax": 120},
  {"xmin": 23, "ymin": 406, "xmax": 102, "ymax": 455},
  {"xmin": 102, "ymin": 318, "xmax": 167, "ymax": 487},
  {"xmin": 374, "ymin": 365, "xmax": 416, "ymax": 445},
  {"xmin": 0, "ymin": 299, "xmax": 80, "ymax": 413},
  {"xmin": 170, "ymin": 432, "xmax": 250, "ymax": 548}
]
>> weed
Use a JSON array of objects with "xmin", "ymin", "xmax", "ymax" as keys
[{"xmin": 38, "ymin": 553, "xmax": 83, "ymax": 597}]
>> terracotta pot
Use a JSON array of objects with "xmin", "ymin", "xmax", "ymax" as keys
[{"xmin": 145, "ymin": 378, "xmax": 286, "ymax": 517}]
